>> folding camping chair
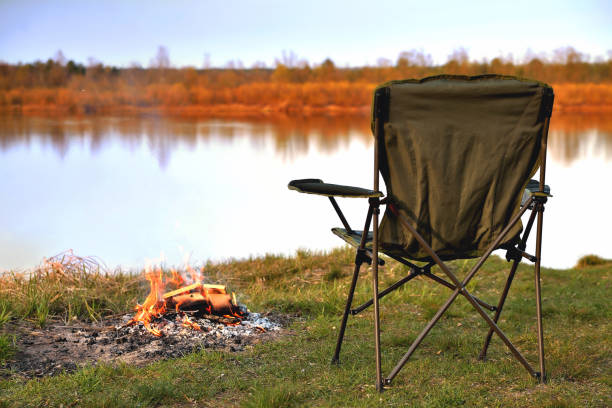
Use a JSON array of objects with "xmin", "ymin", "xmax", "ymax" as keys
[{"xmin": 288, "ymin": 75, "xmax": 554, "ymax": 391}]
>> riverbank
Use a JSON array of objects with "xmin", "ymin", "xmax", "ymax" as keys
[
  {"xmin": 1, "ymin": 249, "xmax": 610, "ymax": 406},
  {"xmin": 2, "ymin": 82, "xmax": 611, "ymax": 119}
]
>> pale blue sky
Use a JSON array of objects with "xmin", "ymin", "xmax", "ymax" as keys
[{"xmin": 0, "ymin": 0, "xmax": 610, "ymax": 67}]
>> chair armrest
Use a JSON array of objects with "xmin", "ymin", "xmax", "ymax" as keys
[
  {"xmin": 288, "ymin": 179, "xmax": 383, "ymax": 198},
  {"xmin": 521, "ymin": 179, "xmax": 551, "ymax": 206}
]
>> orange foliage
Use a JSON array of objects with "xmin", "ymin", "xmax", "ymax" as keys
[
  {"xmin": 2, "ymin": 82, "xmax": 610, "ymax": 118},
  {"xmin": 1, "ymin": 52, "xmax": 611, "ymax": 117},
  {"xmin": 552, "ymin": 83, "xmax": 612, "ymax": 112}
]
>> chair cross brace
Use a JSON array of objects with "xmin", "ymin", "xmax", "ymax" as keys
[
  {"xmin": 350, "ymin": 265, "xmax": 425, "ymax": 316},
  {"xmin": 382, "ymin": 197, "xmax": 540, "ymax": 383},
  {"xmin": 349, "ymin": 257, "xmax": 498, "ymax": 316}
]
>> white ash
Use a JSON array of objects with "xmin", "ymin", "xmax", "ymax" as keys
[
  {"xmin": 4, "ymin": 312, "xmax": 287, "ymax": 378},
  {"xmin": 118, "ymin": 312, "xmax": 281, "ymax": 339}
]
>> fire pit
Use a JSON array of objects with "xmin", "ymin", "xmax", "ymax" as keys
[
  {"xmin": 4, "ymin": 311, "xmax": 284, "ymax": 378},
  {"xmin": 2, "ymin": 261, "xmax": 287, "ymax": 378}
]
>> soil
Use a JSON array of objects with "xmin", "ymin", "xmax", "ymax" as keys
[{"xmin": 1, "ymin": 311, "xmax": 292, "ymax": 378}]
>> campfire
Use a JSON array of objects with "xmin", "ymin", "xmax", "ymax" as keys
[
  {"xmin": 126, "ymin": 265, "xmax": 246, "ymax": 337},
  {"xmin": 4, "ymin": 251, "xmax": 284, "ymax": 378}
]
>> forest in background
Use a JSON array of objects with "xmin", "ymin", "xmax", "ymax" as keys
[{"xmin": 1, "ymin": 47, "xmax": 611, "ymax": 117}]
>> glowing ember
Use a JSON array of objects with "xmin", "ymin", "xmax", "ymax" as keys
[
  {"xmin": 126, "ymin": 264, "xmax": 244, "ymax": 336},
  {"xmin": 180, "ymin": 314, "xmax": 201, "ymax": 331}
]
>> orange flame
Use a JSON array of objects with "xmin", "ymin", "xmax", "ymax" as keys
[
  {"xmin": 126, "ymin": 262, "xmax": 244, "ymax": 336},
  {"xmin": 127, "ymin": 266, "xmax": 166, "ymax": 336},
  {"xmin": 168, "ymin": 268, "xmax": 185, "ymax": 287}
]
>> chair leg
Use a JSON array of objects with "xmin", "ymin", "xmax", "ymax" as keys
[
  {"xmin": 331, "ymin": 260, "xmax": 362, "ymax": 364},
  {"xmin": 332, "ymin": 205, "xmax": 374, "ymax": 364},
  {"xmin": 371, "ymin": 201, "xmax": 383, "ymax": 392},
  {"xmin": 479, "ymin": 258, "xmax": 520, "ymax": 360},
  {"xmin": 332, "ymin": 204, "xmax": 374, "ymax": 365},
  {"xmin": 534, "ymin": 203, "xmax": 546, "ymax": 382}
]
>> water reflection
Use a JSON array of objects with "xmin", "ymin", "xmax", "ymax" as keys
[
  {"xmin": 548, "ymin": 113, "xmax": 612, "ymax": 164},
  {"xmin": 2, "ymin": 113, "xmax": 611, "ymax": 167},
  {"xmin": 0, "ymin": 115, "xmax": 372, "ymax": 168},
  {"xmin": 0, "ymin": 114, "xmax": 610, "ymax": 271}
]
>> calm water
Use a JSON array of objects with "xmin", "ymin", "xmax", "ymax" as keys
[{"xmin": 1, "ymin": 114, "xmax": 611, "ymax": 271}]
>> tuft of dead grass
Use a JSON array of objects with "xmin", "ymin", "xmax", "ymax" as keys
[{"xmin": 0, "ymin": 250, "xmax": 142, "ymax": 327}]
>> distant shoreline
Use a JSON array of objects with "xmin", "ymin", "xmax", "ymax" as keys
[
  {"xmin": 2, "ymin": 83, "xmax": 611, "ymax": 119},
  {"xmin": 1, "ymin": 103, "xmax": 371, "ymax": 119}
]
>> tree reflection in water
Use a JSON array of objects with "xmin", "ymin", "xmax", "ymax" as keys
[{"xmin": 0, "ymin": 115, "xmax": 372, "ymax": 168}]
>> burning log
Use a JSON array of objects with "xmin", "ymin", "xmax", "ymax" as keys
[
  {"xmin": 162, "ymin": 283, "xmax": 226, "ymax": 299},
  {"xmin": 162, "ymin": 283, "xmax": 203, "ymax": 299},
  {"xmin": 126, "ymin": 266, "xmax": 245, "ymax": 336},
  {"xmin": 207, "ymin": 293, "xmax": 234, "ymax": 316},
  {"xmin": 165, "ymin": 286, "xmax": 236, "ymax": 316},
  {"xmin": 169, "ymin": 293, "xmax": 207, "ymax": 311}
]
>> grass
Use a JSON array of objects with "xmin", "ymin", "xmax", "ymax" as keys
[{"xmin": 0, "ymin": 247, "xmax": 610, "ymax": 407}]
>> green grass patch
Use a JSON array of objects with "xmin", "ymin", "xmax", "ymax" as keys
[
  {"xmin": 0, "ymin": 247, "xmax": 610, "ymax": 407},
  {"xmin": 575, "ymin": 254, "xmax": 612, "ymax": 268},
  {"xmin": 0, "ymin": 334, "xmax": 16, "ymax": 364}
]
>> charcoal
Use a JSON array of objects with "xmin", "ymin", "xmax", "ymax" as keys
[{"xmin": 1, "ymin": 311, "xmax": 287, "ymax": 379}]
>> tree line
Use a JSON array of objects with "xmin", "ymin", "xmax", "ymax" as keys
[{"xmin": 1, "ymin": 47, "xmax": 610, "ymax": 116}]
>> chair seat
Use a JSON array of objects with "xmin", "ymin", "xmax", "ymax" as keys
[
  {"xmin": 331, "ymin": 228, "xmax": 373, "ymax": 249},
  {"xmin": 333, "ymin": 180, "xmax": 550, "ymax": 252}
]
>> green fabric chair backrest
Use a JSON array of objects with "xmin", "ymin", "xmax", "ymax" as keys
[{"xmin": 374, "ymin": 75, "xmax": 554, "ymax": 261}]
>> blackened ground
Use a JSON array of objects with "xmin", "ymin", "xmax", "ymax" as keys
[{"xmin": 1, "ymin": 311, "xmax": 292, "ymax": 378}]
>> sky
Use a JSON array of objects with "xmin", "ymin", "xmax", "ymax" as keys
[{"xmin": 0, "ymin": 0, "xmax": 611, "ymax": 68}]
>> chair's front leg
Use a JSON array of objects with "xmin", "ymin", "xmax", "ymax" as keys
[
  {"xmin": 332, "ymin": 256, "xmax": 363, "ymax": 364},
  {"xmin": 331, "ymin": 205, "xmax": 374, "ymax": 364}
]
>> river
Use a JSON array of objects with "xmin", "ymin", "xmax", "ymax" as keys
[{"xmin": 1, "ymin": 114, "xmax": 610, "ymax": 271}]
